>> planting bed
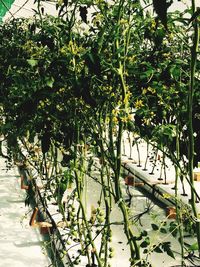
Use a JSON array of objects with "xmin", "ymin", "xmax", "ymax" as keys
[
  {"xmin": 19, "ymin": 139, "xmax": 200, "ymax": 267},
  {"xmin": 122, "ymin": 134, "xmax": 200, "ymax": 212}
]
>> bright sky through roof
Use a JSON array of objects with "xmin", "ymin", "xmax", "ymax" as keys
[{"xmin": 3, "ymin": 0, "xmax": 200, "ymax": 22}]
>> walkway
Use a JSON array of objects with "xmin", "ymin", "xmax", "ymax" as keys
[{"xmin": 0, "ymin": 156, "xmax": 51, "ymax": 267}]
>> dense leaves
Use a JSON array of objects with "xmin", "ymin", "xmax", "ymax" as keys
[
  {"xmin": 153, "ymin": 0, "xmax": 173, "ymax": 29},
  {"xmin": 0, "ymin": 1, "xmax": 199, "ymax": 265}
]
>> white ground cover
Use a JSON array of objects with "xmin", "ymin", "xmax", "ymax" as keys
[{"xmin": 0, "ymin": 156, "xmax": 51, "ymax": 267}]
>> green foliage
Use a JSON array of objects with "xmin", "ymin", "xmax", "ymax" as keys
[
  {"xmin": 161, "ymin": 241, "xmax": 175, "ymax": 259},
  {"xmin": 0, "ymin": 1, "xmax": 199, "ymax": 266},
  {"xmin": 25, "ymin": 182, "xmax": 35, "ymax": 206},
  {"xmin": 169, "ymin": 221, "xmax": 178, "ymax": 238},
  {"xmin": 151, "ymin": 223, "xmax": 159, "ymax": 231},
  {"xmin": 188, "ymin": 242, "xmax": 199, "ymax": 252},
  {"xmin": 140, "ymin": 237, "xmax": 150, "ymax": 248}
]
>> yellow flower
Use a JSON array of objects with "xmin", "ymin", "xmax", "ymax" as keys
[
  {"xmin": 163, "ymin": 53, "xmax": 170, "ymax": 58},
  {"xmin": 134, "ymin": 99, "xmax": 144, "ymax": 109},
  {"xmin": 57, "ymin": 0, "xmax": 63, "ymax": 6},
  {"xmin": 163, "ymin": 193, "xmax": 171, "ymax": 199},
  {"xmin": 112, "ymin": 116, "xmax": 118, "ymax": 123},
  {"xmin": 120, "ymin": 19, "xmax": 128, "ymax": 25},
  {"xmin": 105, "ymin": 117, "xmax": 110, "ymax": 123},
  {"xmin": 143, "ymin": 118, "xmax": 150, "ymax": 125},
  {"xmin": 60, "ymin": 46, "xmax": 68, "ymax": 55},
  {"xmin": 92, "ymin": 13, "xmax": 104, "ymax": 25},
  {"xmin": 150, "ymin": 111, "xmax": 155, "ymax": 117},
  {"xmin": 147, "ymin": 86, "xmax": 156, "ymax": 94},
  {"xmin": 142, "ymin": 88, "xmax": 147, "ymax": 95},
  {"xmin": 128, "ymin": 55, "xmax": 136, "ymax": 63},
  {"xmin": 123, "ymin": 91, "xmax": 131, "ymax": 105},
  {"xmin": 112, "ymin": 108, "xmax": 120, "ymax": 116},
  {"xmin": 151, "ymin": 20, "xmax": 156, "ymax": 30},
  {"xmin": 121, "ymin": 116, "xmax": 128, "ymax": 123},
  {"xmin": 59, "ymin": 87, "xmax": 65, "ymax": 93}
]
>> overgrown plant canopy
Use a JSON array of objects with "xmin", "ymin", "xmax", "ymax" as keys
[{"xmin": 0, "ymin": 0, "xmax": 199, "ymax": 164}]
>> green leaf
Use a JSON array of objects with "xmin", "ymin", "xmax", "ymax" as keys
[
  {"xmin": 169, "ymin": 221, "xmax": 178, "ymax": 237},
  {"xmin": 188, "ymin": 242, "xmax": 199, "ymax": 251},
  {"xmin": 143, "ymin": 249, "xmax": 148, "ymax": 254},
  {"xmin": 151, "ymin": 223, "xmax": 159, "ymax": 231},
  {"xmin": 166, "ymin": 247, "xmax": 175, "ymax": 259},
  {"xmin": 140, "ymin": 241, "xmax": 149, "ymax": 248},
  {"xmin": 162, "ymin": 242, "xmax": 175, "ymax": 259},
  {"xmin": 136, "ymin": 230, "xmax": 148, "ymax": 241},
  {"xmin": 153, "ymin": 245, "xmax": 163, "ymax": 253},
  {"xmin": 46, "ymin": 77, "xmax": 54, "ymax": 88},
  {"xmin": 140, "ymin": 237, "xmax": 150, "ymax": 248},
  {"xmin": 170, "ymin": 65, "xmax": 181, "ymax": 79},
  {"xmin": 142, "ymin": 230, "xmax": 148, "ymax": 236},
  {"xmin": 160, "ymin": 227, "xmax": 167, "ymax": 234},
  {"xmin": 47, "ymin": 195, "xmax": 52, "ymax": 201},
  {"xmin": 27, "ymin": 59, "xmax": 38, "ymax": 67}
]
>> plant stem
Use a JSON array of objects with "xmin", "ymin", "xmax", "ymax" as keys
[
  {"xmin": 143, "ymin": 139, "xmax": 149, "ymax": 171},
  {"xmin": 175, "ymin": 121, "xmax": 185, "ymax": 266},
  {"xmin": 114, "ymin": 120, "xmax": 141, "ymax": 265},
  {"xmin": 74, "ymin": 170, "xmax": 103, "ymax": 267},
  {"xmin": 188, "ymin": 0, "xmax": 200, "ymax": 254}
]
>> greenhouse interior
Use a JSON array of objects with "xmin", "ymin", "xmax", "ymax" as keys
[{"xmin": 0, "ymin": 0, "xmax": 200, "ymax": 266}]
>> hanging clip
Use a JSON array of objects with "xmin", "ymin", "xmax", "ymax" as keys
[
  {"xmin": 29, "ymin": 207, "xmax": 68, "ymax": 234},
  {"xmin": 20, "ymin": 175, "xmax": 29, "ymax": 190},
  {"xmin": 29, "ymin": 207, "xmax": 53, "ymax": 234}
]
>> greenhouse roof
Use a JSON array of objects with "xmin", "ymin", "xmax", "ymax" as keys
[{"xmin": 0, "ymin": 0, "xmax": 15, "ymax": 21}]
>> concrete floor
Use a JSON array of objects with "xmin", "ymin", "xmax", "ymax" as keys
[{"xmin": 0, "ymin": 157, "xmax": 51, "ymax": 267}]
